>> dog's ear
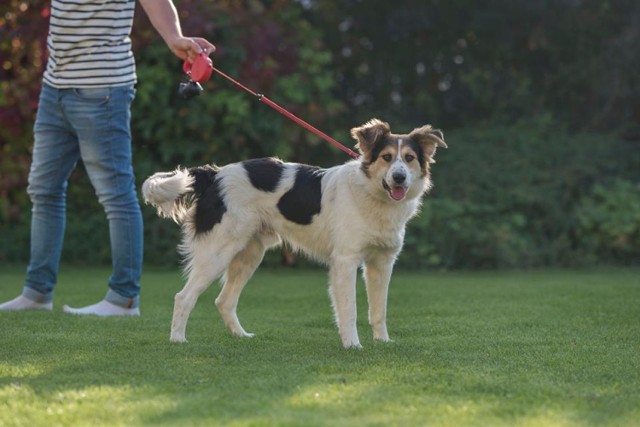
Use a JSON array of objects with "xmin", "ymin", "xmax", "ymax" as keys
[
  {"xmin": 409, "ymin": 125, "xmax": 447, "ymax": 163},
  {"xmin": 350, "ymin": 119, "xmax": 391, "ymax": 155}
]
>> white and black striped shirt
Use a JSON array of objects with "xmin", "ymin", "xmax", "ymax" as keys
[{"xmin": 43, "ymin": 0, "xmax": 137, "ymax": 88}]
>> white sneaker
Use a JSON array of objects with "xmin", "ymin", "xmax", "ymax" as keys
[
  {"xmin": 63, "ymin": 299, "xmax": 140, "ymax": 317},
  {"xmin": 0, "ymin": 295, "xmax": 52, "ymax": 312}
]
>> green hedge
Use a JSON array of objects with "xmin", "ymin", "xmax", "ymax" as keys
[
  {"xmin": 5, "ymin": 116, "xmax": 638, "ymax": 270},
  {"xmin": 2, "ymin": 2, "xmax": 639, "ymax": 270},
  {"xmin": 399, "ymin": 116, "xmax": 640, "ymax": 269}
]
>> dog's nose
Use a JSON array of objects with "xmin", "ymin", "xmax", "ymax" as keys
[{"xmin": 392, "ymin": 173, "xmax": 406, "ymax": 184}]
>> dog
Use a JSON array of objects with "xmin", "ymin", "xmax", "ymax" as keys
[{"xmin": 142, "ymin": 119, "xmax": 446, "ymax": 348}]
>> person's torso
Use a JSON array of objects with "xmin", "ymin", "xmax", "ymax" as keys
[{"xmin": 43, "ymin": 0, "xmax": 137, "ymax": 88}]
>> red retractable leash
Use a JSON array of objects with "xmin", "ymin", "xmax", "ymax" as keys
[{"xmin": 181, "ymin": 53, "xmax": 360, "ymax": 160}]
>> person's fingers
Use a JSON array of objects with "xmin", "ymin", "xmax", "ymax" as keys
[
  {"xmin": 177, "ymin": 39, "xmax": 201, "ymax": 62},
  {"xmin": 170, "ymin": 38, "xmax": 216, "ymax": 62},
  {"xmin": 193, "ymin": 38, "xmax": 216, "ymax": 55}
]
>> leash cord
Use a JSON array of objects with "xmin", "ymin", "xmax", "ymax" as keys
[{"xmin": 210, "ymin": 66, "xmax": 360, "ymax": 159}]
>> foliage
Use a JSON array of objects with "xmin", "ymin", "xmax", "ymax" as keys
[
  {"xmin": 0, "ymin": 0, "xmax": 47, "ymax": 226},
  {"xmin": 1, "ymin": 267, "xmax": 639, "ymax": 426},
  {"xmin": 307, "ymin": 0, "xmax": 640, "ymax": 133},
  {"xmin": 131, "ymin": 0, "xmax": 345, "ymax": 170},
  {"xmin": 400, "ymin": 116, "xmax": 640, "ymax": 269},
  {"xmin": 1, "ymin": 1, "xmax": 639, "ymax": 268},
  {"xmin": 575, "ymin": 179, "xmax": 640, "ymax": 264}
]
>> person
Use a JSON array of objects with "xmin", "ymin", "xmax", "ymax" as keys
[{"xmin": 0, "ymin": 0, "xmax": 215, "ymax": 316}]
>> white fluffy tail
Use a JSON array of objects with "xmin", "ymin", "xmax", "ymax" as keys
[{"xmin": 142, "ymin": 169, "xmax": 193, "ymax": 222}]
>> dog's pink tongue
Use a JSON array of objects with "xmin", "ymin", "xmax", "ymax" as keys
[{"xmin": 390, "ymin": 186, "xmax": 407, "ymax": 201}]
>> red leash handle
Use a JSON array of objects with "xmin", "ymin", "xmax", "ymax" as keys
[
  {"xmin": 183, "ymin": 53, "xmax": 213, "ymax": 83},
  {"xmin": 184, "ymin": 53, "xmax": 360, "ymax": 159}
]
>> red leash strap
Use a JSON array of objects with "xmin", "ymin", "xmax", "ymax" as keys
[
  {"xmin": 257, "ymin": 94, "xmax": 360, "ymax": 159},
  {"xmin": 203, "ymin": 62, "xmax": 360, "ymax": 159}
]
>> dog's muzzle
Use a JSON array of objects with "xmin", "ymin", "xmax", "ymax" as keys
[
  {"xmin": 382, "ymin": 179, "xmax": 408, "ymax": 201},
  {"xmin": 392, "ymin": 172, "xmax": 406, "ymax": 184}
]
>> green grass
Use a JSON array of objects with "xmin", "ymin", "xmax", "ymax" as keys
[{"xmin": 0, "ymin": 266, "xmax": 638, "ymax": 427}]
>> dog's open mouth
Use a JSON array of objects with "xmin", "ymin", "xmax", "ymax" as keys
[{"xmin": 382, "ymin": 180, "xmax": 407, "ymax": 201}]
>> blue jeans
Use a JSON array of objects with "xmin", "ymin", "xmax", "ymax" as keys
[{"xmin": 22, "ymin": 83, "xmax": 143, "ymax": 308}]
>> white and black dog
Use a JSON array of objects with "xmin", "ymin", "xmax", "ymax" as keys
[{"xmin": 142, "ymin": 119, "xmax": 446, "ymax": 348}]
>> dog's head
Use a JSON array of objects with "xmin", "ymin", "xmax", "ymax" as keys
[{"xmin": 350, "ymin": 119, "xmax": 447, "ymax": 202}]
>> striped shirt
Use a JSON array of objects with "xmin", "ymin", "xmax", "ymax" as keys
[{"xmin": 43, "ymin": 0, "xmax": 137, "ymax": 88}]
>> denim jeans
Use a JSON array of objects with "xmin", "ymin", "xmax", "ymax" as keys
[{"xmin": 22, "ymin": 83, "xmax": 143, "ymax": 308}]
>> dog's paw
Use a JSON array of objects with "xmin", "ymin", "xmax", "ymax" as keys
[
  {"xmin": 232, "ymin": 330, "xmax": 255, "ymax": 338},
  {"xmin": 170, "ymin": 334, "xmax": 187, "ymax": 343},
  {"xmin": 344, "ymin": 342, "xmax": 363, "ymax": 349},
  {"xmin": 341, "ymin": 337, "xmax": 363, "ymax": 349},
  {"xmin": 227, "ymin": 324, "xmax": 255, "ymax": 338},
  {"xmin": 373, "ymin": 332, "xmax": 391, "ymax": 342},
  {"xmin": 340, "ymin": 331, "xmax": 362, "ymax": 349}
]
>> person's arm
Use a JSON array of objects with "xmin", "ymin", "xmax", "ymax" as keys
[{"xmin": 138, "ymin": 0, "xmax": 215, "ymax": 62}]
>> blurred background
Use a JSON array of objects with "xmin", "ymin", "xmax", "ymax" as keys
[{"xmin": 1, "ymin": 0, "xmax": 639, "ymax": 270}]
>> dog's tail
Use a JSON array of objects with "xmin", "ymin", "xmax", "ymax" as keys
[{"xmin": 142, "ymin": 169, "xmax": 194, "ymax": 223}]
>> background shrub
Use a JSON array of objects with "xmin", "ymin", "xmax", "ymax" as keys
[
  {"xmin": 399, "ymin": 117, "xmax": 640, "ymax": 269},
  {"xmin": 575, "ymin": 180, "xmax": 640, "ymax": 264},
  {"xmin": 1, "ymin": 1, "xmax": 639, "ymax": 269}
]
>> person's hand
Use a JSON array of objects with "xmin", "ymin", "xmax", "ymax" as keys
[{"xmin": 168, "ymin": 37, "xmax": 216, "ymax": 62}]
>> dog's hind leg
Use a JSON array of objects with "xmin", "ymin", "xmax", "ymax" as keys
[
  {"xmin": 171, "ymin": 237, "xmax": 249, "ymax": 343},
  {"xmin": 328, "ymin": 256, "xmax": 361, "ymax": 348},
  {"xmin": 215, "ymin": 234, "xmax": 273, "ymax": 338},
  {"xmin": 363, "ymin": 255, "xmax": 395, "ymax": 342}
]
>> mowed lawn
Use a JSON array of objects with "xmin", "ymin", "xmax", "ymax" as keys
[{"xmin": 0, "ymin": 266, "xmax": 638, "ymax": 427}]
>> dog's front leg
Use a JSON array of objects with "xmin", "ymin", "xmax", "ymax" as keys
[
  {"xmin": 171, "ymin": 276, "xmax": 210, "ymax": 343},
  {"xmin": 329, "ymin": 257, "xmax": 361, "ymax": 348},
  {"xmin": 171, "ymin": 253, "xmax": 226, "ymax": 342},
  {"xmin": 363, "ymin": 255, "xmax": 395, "ymax": 342}
]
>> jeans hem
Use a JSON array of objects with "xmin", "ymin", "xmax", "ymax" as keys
[
  {"xmin": 105, "ymin": 289, "xmax": 139, "ymax": 309},
  {"xmin": 22, "ymin": 287, "xmax": 54, "ymax": 304}
]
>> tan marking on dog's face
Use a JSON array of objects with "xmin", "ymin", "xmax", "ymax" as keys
[
  {"xmin": 398, "ymin": 139, "xmax": 422, "ymax": 172},
  {"xmin": 366, "ymin": 136, "xmax": 424, "ymax": 201},
  {"xmin": 350, "ymin": 119, "xmax": 446, "ymax": 201}
]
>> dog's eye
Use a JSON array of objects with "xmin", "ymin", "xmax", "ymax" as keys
[
  {"xmin": 405, "ymin": 154, "xmax": 415, "ymax": 162},
  {"xmin": 382, "ymin": 154, "xmax": 393, "ymax": 162}
]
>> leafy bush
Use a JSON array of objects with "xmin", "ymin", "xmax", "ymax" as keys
[
  {"xmin": 2, "ymin": 2, "xmax": 639, "ymax": 270},
  {"xmin": 575, "ymin": 180, "xmax": 640, "ymax": 264},
  {"xmin": 399, "ymin": 116, "xmax": 640, "ymax": 269}
]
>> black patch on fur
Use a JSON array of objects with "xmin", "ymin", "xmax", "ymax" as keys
[
  {"xmin": 277, "ymin": 165, "xmax": 324, "ymax": 225},
  {"xmin": 360, "ymin": 137, "xmax": 394, "ymax": 177},
  {"xmin": 189, "ymin": 165, "xmax": 227, "ymax": 234},
  {"xmin": 369, "ymin": 136, "xmax": 393, "ymax": 163},
  {"xmin": 404, "ymin": 138, "xmax": 427, "ymax": 172},
  {"xmin": 242, "ymin": 157, "xmax": 284, "ymax": 192}
]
